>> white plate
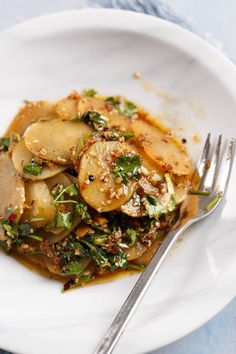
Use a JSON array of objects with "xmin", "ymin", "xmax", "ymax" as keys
[{"xmin": 0, "ymin": 9, "xmax": 236, "ymax": 354}]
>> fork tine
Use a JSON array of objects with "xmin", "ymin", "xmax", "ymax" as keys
[
  {"xmin": 197, "ymin": 133, "xmax": 211, "ymax": 181},
  {"xmin": 201, "ymin": 135, "xmax": 222, "ymax": 192},
  {"xmin": 214, "ymin": 138, "xmax": 235, "ymax": 196}
]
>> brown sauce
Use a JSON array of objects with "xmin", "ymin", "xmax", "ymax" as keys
[{"xmin": 1, "ymin": 94, "xmax": 198, "ymax": 291}]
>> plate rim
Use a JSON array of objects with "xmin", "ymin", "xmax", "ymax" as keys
[{"xmin": 0, "ymin": 8, "xmax": 236, "ymax": 354}]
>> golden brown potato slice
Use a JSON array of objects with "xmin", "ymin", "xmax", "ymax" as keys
[
  {"xmin": 0, "ymin": 152, "xmax": 25, "ymax": 221},
  {"xmin": 55, "ymin": 98, "xmax": 78, "ymax": 121},
  {"xmin": 127, "ymin": 140, "xmax": 163, "ymax": 175},
  {"xmin": 78, "ymin": 97, "xmax": 132, "ymax": 132},
  {"xmin": 21, "ymin": 181, "xmax": 56, "ymax": 228},
  {"xmin": 24, "ymin": 119, "xmax": 93, "ymax": 164},
  {"xmin": 12, "ymin": 140, "xmax": 65, "ymax": 181},
  {"xmin": 46, "ymin": 172, "xmax": 72, "ymax": 190},
  {"xmin": 6, "ymin": 101, "xmax": 56, "ymax": 136},
  {"xmin": 131, "ymin": 119, "xmax": 192, "ymax": 175},
  {"xmin": 78, "ymin": 141, "xmax": 136, "ymax": 212}
]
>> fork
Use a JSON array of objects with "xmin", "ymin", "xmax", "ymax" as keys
[{"xmin": 94, "ymin": 135, "xmax": 235, "ymax": 354}]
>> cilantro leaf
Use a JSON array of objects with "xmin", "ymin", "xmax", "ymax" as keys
[
  {"xmin": 83, "ymin": 89, "xmax": 97, "ymax": 97},
  {"xmin": 75, "ymin": 200, "xmax": 92, "ymax": 224},
  {"xmin": 81, "ymin": 111, "xmax": 109, "ymax": 131},
  {"xmin": 56, "ymin": 210, "xmax": 73, "ymax": 229},
  {"xmin": 105, "ymin": 97, "xmax": 137, "ymax": 116},
  {"xmin": 65, "ymin": 261, "xmax": 86, "ymax": 275},
  {"xmin": 23, "ymin": 158, "xmax": 43, "ymax": 176},
  {"xmin": 113, "ymin": 153, "xmax": 141, "ymax": 185},
  {"xmin": 144, "ymin": 195, "xmax": 167, "ymax": 219},
  {"xmin": 0, "ymin": 137, "xmax": 11, "ymax": 151}
]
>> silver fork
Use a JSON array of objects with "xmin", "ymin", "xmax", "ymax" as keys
[{"xmin": 94, "ymin": 135, "xmax": 235, "ymax": 354}]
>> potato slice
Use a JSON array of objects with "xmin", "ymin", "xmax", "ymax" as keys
[
  {"xmin": 78, "ymin": 97, "xmax": 132, "ymax": 132},
  {"xmin": 78, "ymin": 141, "xmax": 136, "ymax": 212},
  {"xmin": 0, "ymin": 152, "xmax": 25, "ymax": 221},
  {"xmin": 55, "ymin": 98, "xmax": 78, "ymax": 121},
  {"xmin": 6, "ymin": 101, "xmax": 56, "ymax": 136},
  {"xmin": 12, "ymin": 139, "xmax": 65, "ymax": 180},
  {"xmin": 24, "ymin": 119, "xmax": 93, "ymax": 164},
  {"xmin": 125, "ymin": 242, "xmax": 147, "ymax": 261},
  {"xmin": 127, "ymin": 140, "xmax": 164, "ymax": 176},
  {"xmin": 21, "ymin": 181, "xmax": 56, "ymax": 227},
  {"xmin": 131, "ymin": 119, "xmax": 192, "ymax": 175},
  {"xmin": 46, "ymin": 172, "xmax": 72, "ymax": 191}
]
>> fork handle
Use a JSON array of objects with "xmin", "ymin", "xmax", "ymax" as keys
[{"xmin": 94, "ymin": 220, "xmax": 193, "ymax": 354}]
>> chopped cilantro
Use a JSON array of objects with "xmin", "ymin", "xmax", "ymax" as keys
[
  {"xmin": 105, "ymin": 96, "xmax": 137, "ymax": 116},
  {"xmin": 75, "ymin": 200, "xmax": 92, "ymax": 224},
  {"xmin": 83, "ymin": 89, "xmax": 97, "ymax": 97},
  {"xmin": 109, "ymin": 252, "xmax": 127, "ymax": 270},
  {"xmin": 121, "ymin": 132, "xmax": 134, "ymax": 140},
  {"xmin": 23, "ymin": 158, "xmax": 43, "ymax": 176},
  {"xmin": 53, "ymin": 183, "xmax": 79, "ymax": 204},
  {"xmin": 0, "ymin": 137, "xmax": 11, "ymax": 151},
  {"xmin": 56, "ymin": 210, "xmax": 73, "ymax": 229},
  {"xmin": 126, "ymin": 228, "xmax": 137, "ymax": 246},
  {"xmin": 81, "ymin": 111, "xmax": 109, "ymax": 131},
  {"xmin": 113, "ymin": 153, "xmax": 141, "ymax": 185},
  {"xmin": 65, "ymin": 261, "xmax": 86, "ymax": 275},
  {"xmin": 144, "ymin": 195, "xmax": 167, "ymax": 219}
]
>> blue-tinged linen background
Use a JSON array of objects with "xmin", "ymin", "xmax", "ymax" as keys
[{"xmin": 0, "ymin": 1, "xmax": 236, "ymax": 353}]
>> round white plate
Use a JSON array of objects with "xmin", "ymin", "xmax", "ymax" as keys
[{"xmin": 0, "ymin": 9, "xmax": 236, "ymax": 354}]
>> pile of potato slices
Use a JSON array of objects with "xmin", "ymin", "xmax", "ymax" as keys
[{"xmin": 0, "ymin": 90, "xmax": 193, "ymax": 290}]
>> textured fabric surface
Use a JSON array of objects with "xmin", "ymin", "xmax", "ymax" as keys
[{"xmin": 0, "ymin": 1, "xmax": 234, "ymax": 354}]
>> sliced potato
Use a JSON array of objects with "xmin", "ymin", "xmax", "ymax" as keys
[
  {"xmin": 78, "ymin": 97, "xmax": 132, "ymax": 132},
  {"xmin": 21, "ymin": 181, "xmax": 56, "ymax": 227},
  {"xmin": 6, "ymin": 101, "xmax": 56, "ymax": 136},
  {"xmin": 12, "ymin": 139, "xmax": 65, "ymax": 180},
  {"xmin": 55, "ymin": 98, "xmax": 78, "ymax": 121},
  {"xmin": 0, "ymin": 152, "xmax": 25, "ymax": 221},
  {"xmin": 46, "ymin": 172, "xmax": 72, "ymax": 190},
  {"xmin": 78, "ymin": 141, "xmax": 136, "ymax": 212},
  {"xmin": 46, "ymin": 216, "xmax": 81, "ymax": 245},
  {"xmin": 24, "ymin": 119, "xmax": 93, "ymax": 164},
  {"xmin": 131, "ymin": 119, "xmax": 192, "ymax": 175},
  {"xmin": 127, "ymin": 140, "xmax": 164, "ymax": 176},
  {"xmin": 125, "ymin": 242, "xmax": 147, "ymax": 261}
]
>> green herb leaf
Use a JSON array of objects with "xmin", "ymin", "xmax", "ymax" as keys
[
  {"xmin": 23, "ymin": 158, "xmax": 43, "ymax": 176},
  {"xmin": 53, "ymin": 183, "xmax": 79, "ymax": 204},
  {"xmin": 113, "ymin": 153, "xmax": 141, "ymax": 185},
  {"xmin": 109, "ymin": 252, "xmax": 127, "ymax": 270},
  {"xmin": 83, "ymin": 89, "xmax": 97, "ymax": 97},
  {"xmin": 127, "ymin": 263, "xmax": 145, "ymax": 272},
  {"xmin": 81, "ymin": 111, "xmax": 109, "ymax": 131},
  {"xmin": 144, "ymin": 195, "xmax": 167, "ymax": 219},
  {"xmin": 126, "ymin": 228, "xmax": 137, "ymax": 246},
  {"xmin": 105, "ymin": 97, "xmax": 137, "ymax": 116},
  {"xmin": 56, "ymin": 210, "xmax": 73, "ymax": 229},
  {"xmin": 189, "ymin": 190, "xmax": 211, "ymax": 196},
  {"xmin": 120, "ymin": 132, "xmax": 134, "ymax": 140},
  {"xmin": 121, "ymin": 101, "xmax": 137, "ymax": 116},
  {"xmin": 25, "ymin": 234, "xmax": 43, "ymax": 242},
  {"xmin": 205, "ymin": 193, "xmax": 222, "ymax": 211},
  {"xmin": 0, "ymin": 137, "xmax": 11, "ymax": 150},
  {"xmin": 75, "ymin": 200, "xmax": 92, "ymax": 224},
  {"xmin": 165, "ymin": 173, "xmax": 174, "ymax": 195},
  {"xmin": 65, "ymin": 261, "xmax": 86, "ymax": 275}
]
